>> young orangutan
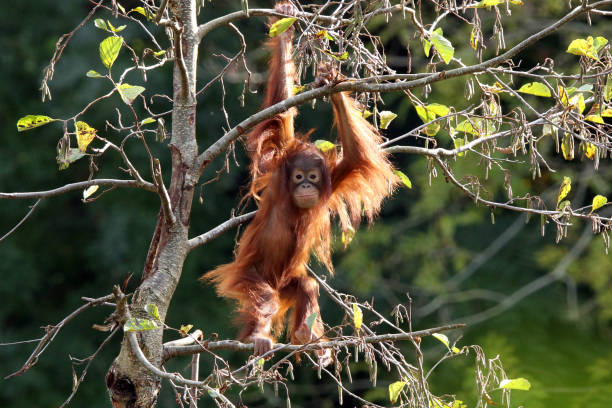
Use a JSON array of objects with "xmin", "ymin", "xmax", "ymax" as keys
[{"xmin": 203, "ymin": 2, "xmax": 399, "ymax": 366}]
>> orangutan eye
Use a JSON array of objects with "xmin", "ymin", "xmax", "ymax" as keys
[
  {"xmin": 292, "ymin": 170, "xmax": 304, "ymax": 183},
  {"xmin": 308, "ymin": 170, "xmax": 320, "ymax": 182}
]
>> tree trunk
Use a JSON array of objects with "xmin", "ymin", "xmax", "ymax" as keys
[{"xmin": 106, "ymin": 1, "xmax": 199, "ymax": 407}]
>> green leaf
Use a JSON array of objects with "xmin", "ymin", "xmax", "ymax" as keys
[
  {"xmin": 427, "ymin": 103, "xmax": 450, "ymax": 117},
  {"xmin": 153, "ymin": 50, "xmax": 166, "ymax": 57},
  {"xmin": 499, "ymin": 378, "xmax": 531, "ymax": 391},
  {"xmin": 269, "ymin": 17, "xmax": 297, "ymax": 38},
  {"xmin": 394, "ymin": 170, "xmax": 413, "ymax": 188},
  {"xmin": 86, "ymin": 70, "xmax": 104, "ymax": 78},
  {"xmin": 257, "ymin": 358, "xmax": 265, "ymax": 367},
  {"xmin": 94, "ymin": 18, "xmax": 109, "ymax": 31},
  {"xmin": 179, "ymin": 324, "xmax": 193, "ymax": 334},
  {"xmin": 314, "ymin": 139, "xmax": 335, "ymax": 153},
  {"xmin": 100, "ymin": 36, "xmax": 123, "ymax": 70},
  {"xmin": 517, "ymin": 82, "xmax": 551, "ymax": 97},
  {"xmin": 561, "ymin": 134, "xmax": 574, "ymax": 160},
  {"xmin": 141, "ymin": 117, "xmax": 156, "ymax": 125},
  {"xmin": 430, "ymin": 28, "xmax": 454, "ymax": 64},
  {"xmin": 145, "ymin": 303, "xmax": 161, "ymax": 321},
  {"xmin": 557, "ymin": 176, "xmax": 572, "ymax": 205},
  {"xmin": 568, "ymin": 93, "xmax": 585, "ymax": 114},
  {"xmin": 423, "ymin": 38, "xmax": 432, "ymax": 57},
  {"xmin": 604, "ymin": 76, "xmax": 612, "ymax": 102},
  {"xmin": 123, "ymin": 318, "xmax": 159, "ymax": 332},
  {"xmin": 591, "ymin": 195, "xmax": 608, "ymax": 213},
  {"xmin": 454, "ymin": 138, "xmax": 466, "ymax": 157},
  {"xmin": 17, "ymin": 115, "xmax": 55, "ymax": 132},
  {"xmin": 352, "ymin": 303, "xmax": 363, "ymax": 330},
  {"xmin": 117, "ymin": 83, "xmax": 145, "ymax": 105},
  {"xmin": 585, "ymin": 114, "xmax": 604, "ymax": 124},
  {"xmin": 389, "ymin": 381, "xmax": 406, "ymax": 403},
  {"xmin": 58, "ymin": 148, "xmax": 86, "ymax": 170},
  {"xmin": 305, "ymin": 312, "xmax": 317, "ymax": 330},
  {"xmin": 378, "ymin": 110, "xmax": 397, "ymax": 129},
  {"xmin": 207, "ymin": 388, "xmax": 220, "ymax": 399}
]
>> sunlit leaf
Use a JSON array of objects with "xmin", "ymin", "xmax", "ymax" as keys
[
  {"xmin": 389, "ymin": 381, "xmax": 406, "ymax": 403},
  {"xmin": 257, "ymin": 358, "xmax": 265, "ymax": 367},
  {"xmin": 352, "ymin": 303, "xmax": 363, "ymax": 330},
  {"xmin": 378, "ymin": 110, "xmax": 397, "ymax": 129},
  {"xmin": 207, "ymin": 388, "xmax": 220, "ymax": 398},
  {"xmin": 517, "ymin": 82, "xmax": 551, "ymax": 97},
  {"xmin": 341, "ymin": 225, "xmax": 355, "ymax": 245},
  {"xmin": 430, "ymin": 28, "xmax": 454, "ymax": 64},
  {"xmin": 141, "ymin": 117, "xmax": 156, "ymax": 125},
  {"xmin": 362, "ymin": 109, "xmax": 373, "ymax": 119},
  {"xmin": 316, "ymin": 30, "xmax": 334, "ymax": 41},
  {"xmin": 567, "ymin": 36, "xmax": 608, "ymax": 60},
  {"xmin": 604, "ymin": 76, "xmax": 612, "ymax": 102},
  {"xmin": 415, "ymin": 105, "xmax": 434, "ymax": 123},
  {"xmin": 561, "ymin": 134, "xmax": 574, "ymax": 160},
  {"xmin": 584, "ymin": 143, "xmax": 597, "ymax": 160},
  {"xmin": 557, "ymin": 176, "xmax": 571, "ymax": 205},
  {"xmin": 100, "ymin": 36, "xmax": 123, "ymax": 69},
  {"xmin": 117, "ymin": 83, "xmax": 145, "ymax": 105},
  {"xmin": 107, "ymin": 21, "xmax": 126, "ymax": 33},
  {"xmin": 153, "ymin": 50, "xmax": 166, "ymax": 57},
  {"xmin": 423, "ymin": 38, "xmax": 432, "ymax": 57},
  {"xmin": 269, "ymin": 17, "xmax": 297, "ymax": 38},
  {"xmin": 94, "ymin": 19, "xmax": 109, "ymax": 31},
  {"xmin": 394, "ymin": 170, "xmax": 413, "ymax": 189},
  {"xmin": 499, "ymin": 378, "xmax": 531, "ymax": 391},
  {"xmin": 145, "ymin": 303, "xmax": 161, "ymax": 321},
  {"xmin": 75, "ymin": 121, "xmax": 97, "ymax": 152},
  {"xmin": 123, "ymin": 318, "xmax": 158, "ymax": 332},
  {"xmin": 475, "ymin": 0, "xmax": 523, "ymax": 8},
  {"xmin": 585, "ymin": 114, "xmax": 604, "ymax": 124},
  {"xmin": 293, "ymin": 85, "xmax": 306, "ymax": 94},
  {"xmin": 432, "ymin": 333, "xmax": 450, "ymax": 348},
  {"xmin": 179, "ymin": 324, "xmax": 193, "ymax": 334},
  {"xmin": 427, "ymin": 103, "xmax": 450, "ymax": 117},
  {"xmin": 17, "ymin": 115, "xmax": 55, "ymax": 132},
  {"xmin": 470, "ymin": 27, "xmax": 478, "ymax": 50},
  {"xmin": 454, "ymin": 138, "xmax": 466, "ymax": 157},
  {"xmin": 451, "ymin": 346, "xmax": 461, "ymax": 354},
  {"xmin": 591, "ymin": 195, "xmax": 608, "ymax": 213},
  {"xmin": 305, "ymin": 312, "xmax": 317, "ymax": 330},
  {"xmin": 86, "ymin": 70, "xmax": 104, "ymax": 78},
  {"xmin": 131, "ymin": 6, "xmax": 154, "ymax": 20},
  {"xmin": 314, "ymin": 139, "xmax": 335, "ymax": 153},
  {"xmin": 568, "ymin": 93, "xmax": 585, "ymax": 114},
  {"xmin": 83, "ymin": 185, "xmax": 99, "ymax": 200}
]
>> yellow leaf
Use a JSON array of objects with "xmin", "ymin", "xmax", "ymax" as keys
[
  {"xmin": 557, "ymin": 176, "xmax": 572, "ymax": 205},
  {"xmin": 314, "ymin": 139, "xmax": 335, "ymax": 153},
  {"xmin": 584, "ymin": 143, "xmax": 597, "ymax": 160},
  {"xmin": 179, "ymin": 324, "xmax": 193, "ymax": 334},
  {"xmin": 394, "ymin": 170, "xmax": 413, "ymax": 188},
  {"xmin": 591, "ymin": 195, "xmax": 608, "ymax": 213},
  {"xmin": 585, "ymin": 114, "xmax": 604, "ymax": 124},
  {"xmin": 269, "ymin": 17, "xmax": 297, "ymax": 38},
  {"xmin": 362, "ymin": 109, "xmax": 373, "ymax": 119},
  {"xmin": 568, "ymin": 93, "xmax": 585, "ymax": 114},
  {"xmin": 75, "ymin": 121, "xmax": 97, "ymax": 152},
  {"xmin": 561, "ymin": 134, "xmax": 573, "ymax": 160},
  {"xmin": 17, "ymin": 115, "xmax": 55, "ymax": 132},
  {"xmin": 341, "ymin": 225, "xmax": 355, "ymax": 245},
  {"xmin": 352, "ymin": 303, "xmax": 363, "ymax": 330},
  {"xmin": 389, "ymin": 381, "xmax": 406, "ymax": 403},
  {"xmin": 99, "ymin": 36, "xmax": 123, "ymax": 70},
  {"xmin": 517, "ymin": 82, "xmax": 551, "ymax": 97},
  {"xmin": 499, "ymin": 378, "xmax": 531, "ymax": 391},
  {"xmin": 432, "ymin": 333, "xmax": 450, "ymax": 348}
]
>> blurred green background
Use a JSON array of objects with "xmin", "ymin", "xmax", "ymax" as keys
[{"xmin": 1, "ymin": 1, "xmax": 610, "ymax": 407}]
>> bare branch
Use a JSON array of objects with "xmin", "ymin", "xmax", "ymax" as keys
[
  {"xmin": 188, "ymin": 211, "xmax": 255, "ymax": 251},
  {"xmin": 0, "ymin": 199, "xmax": 43, "ymax": 242},
  {"xmin": 4, "ymin": 294, "xmax": 114, "ymax": 379},
  {"xmin": 162, "ymin": 323, "xmax": 465, "ymax": 361},
  {"xmin": 153, "ymin": 158, "xmax": 176, "ymax": 226},
  {"xmin": 0, "ymin": 179, "xmax": 156, "ymax": 200}
]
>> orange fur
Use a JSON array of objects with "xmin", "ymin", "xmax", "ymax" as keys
[{"xmin": 202, "ymin": 3, "xmax": 399, "ymax": 353}]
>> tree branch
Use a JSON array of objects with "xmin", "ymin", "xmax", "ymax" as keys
[
  {"xmin": 162, "ymin": 323, "xmax": 465, "ymax": 361},
  {"xmin": 0, "ymin": 199, "xmax": 44, "ymax": 242},
  {"xmin": 188, "ymin": 211, "xmax": 256, "ymax": 251},
  {"xmin": 196, "ymin": 0, "xmax": 610, "ymax": 173},
  {"xmin": 0, "ymin": 179, "xmax": 156, "ymax": 200}
]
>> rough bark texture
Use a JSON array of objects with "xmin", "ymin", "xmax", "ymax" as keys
[{"xmin": 106, "ymin": 1, "xmax": 199, "ymax": 407}]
